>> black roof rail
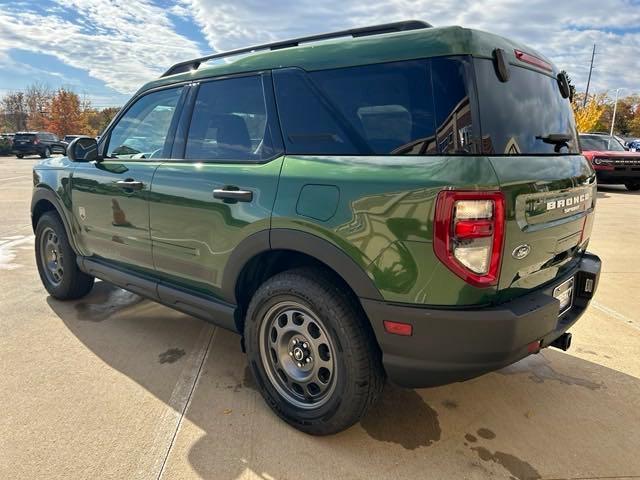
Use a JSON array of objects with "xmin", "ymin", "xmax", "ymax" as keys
[{"xmin": 161, "ymin": 20, "xmax": 432, "ymax": 78}]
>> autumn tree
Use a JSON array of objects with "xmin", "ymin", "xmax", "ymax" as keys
[
  {"xmin": 572, "ymin": 93, "xmax": 606, "ymax": 133},
  {"xmin": 47, "ymin": 88, "xmax": 88, "ymax": 137},
  {"xmin": 1, "ymin": 91, "xmax": 27, "ymax": 131},
  {"xmin": 25, "ymin": 82, "xmax": 52, "ymax": 131},
  {"xmin": 84, "ymin": 107, "xmax": 120, "ymax": 137}
]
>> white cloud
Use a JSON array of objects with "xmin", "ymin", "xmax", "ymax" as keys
[
  {"xmin": 0, "ymin": 0, "xmax": 638, "ymax": 98},
  {"xmin": 0, "ymin": 0, "xmax": 202, "ymax": 94},
  {"xmin": 181, "ymin": 0, "xmax": 640, "ymax": 95}
]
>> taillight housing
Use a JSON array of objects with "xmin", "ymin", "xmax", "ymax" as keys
[{"xmin": 433, "ymin": 190, "xmax": 505, "ymax": 287}]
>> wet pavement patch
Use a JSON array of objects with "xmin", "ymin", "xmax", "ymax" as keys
[
  {"xmin": 477, "ymin": 427, "xmax": 496, "ymax": 440},
  {"xmin": 360, "ymin": 384, "xmax": 441, "ymax": 450},
  {"xmin": 159, "ymin": 348, "xmax": 186, "ymax": 364},
  {"xmin": 470, "ymin": 446, "xmax": 541, "ymax": 480},
  {"xmin": 499, "ymin": 353, "xmax": 604, "ymax": 391},
  {"xmin": 74, "ymin": 284, "xmax": 144, "ymax": 322}
]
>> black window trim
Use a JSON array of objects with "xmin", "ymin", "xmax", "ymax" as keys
[
  {"xmin": 98, "ymin": 82, "xmax": 191, "ymax": 163},
  {"xmin": 169, "ymin": 70, "xmax": 286, "ymax": 165}
]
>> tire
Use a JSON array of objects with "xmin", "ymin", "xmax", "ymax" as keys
[
  {"xmin": 35, "ymin": 212, "xmax": 94, "ymax": 300},
  {"xmin": 16, "ymin": 154, "xmax": 23, "ymax": 159},
  {"xmin": 40, "ymin": 147, "xmax": 51, "ymax": 159},
  {"xmin": 245, "ymin": 267, "xmax": 385, "ymax": 435},
  {"xmin": 624, "ymin": 181, "xmax": 640, "ymax": 191}
]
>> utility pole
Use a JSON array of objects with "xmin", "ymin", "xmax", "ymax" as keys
[
  {"xmin": 610, "ymin": 88, "xmax": 622, "ymax": 137},
  {"xmin": 583, "ymin": 43, "xmax": 596, "ymax": 107}
]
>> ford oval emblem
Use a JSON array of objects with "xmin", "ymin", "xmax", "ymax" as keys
[{"xmin": 512, "ymin": 244, "xmax": 531, "ymax": 260}]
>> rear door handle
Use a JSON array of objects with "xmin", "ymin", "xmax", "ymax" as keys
[
  {"xmin": 116, "ymin": 179, "xmax": 144, "ymax": 191},
  {"xmin": 213, "ymin": 187, "xmax": 253, "ymax": 203}
]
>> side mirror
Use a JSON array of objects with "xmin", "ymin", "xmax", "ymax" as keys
[
  {"xmin": 67, "ymin": 136, "xmax": 99, "ymax": 162},
  {"xmin": 557, "ymin": 72, "xmax": 572, "ymax": 100}
]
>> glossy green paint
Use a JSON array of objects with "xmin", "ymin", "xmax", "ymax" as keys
[
  {"xmin": 148, "ymin": 158, "xmax": 283, "ymax": 299},
  {"xmin": 142, "ymin": 26, "xmax": 555, "ymax": 95},
  {"xmin": 71, "ymin": 160, "xmax": 161, "ymax": 273},
  {"xmin": 272, "ymin": 155, "xmax": 501, "ymax": 305}
]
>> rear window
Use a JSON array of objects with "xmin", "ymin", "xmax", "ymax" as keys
[
  {"xmin": 14, "ymin": 134, "xmax": 35, "ymax": 141},
  {"xmin": 579, "ymin": 135, "xmax": 626, "ymax": 152},
  {"xmin": 474, "ymin": 59, "xmax": 579, "ymax": 155},
  {"xmin": 273, "ymin": 57, "xmax": 481, "ymax": 156}
]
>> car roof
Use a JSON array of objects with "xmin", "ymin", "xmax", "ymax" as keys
[{"xmin": 141, "ymin": 25, "xmax": 555, "ymax": 95}]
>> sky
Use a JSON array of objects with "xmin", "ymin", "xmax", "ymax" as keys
[{"xmin": 0, "ymin": 0, "xmax": 639, "ymax": 109}]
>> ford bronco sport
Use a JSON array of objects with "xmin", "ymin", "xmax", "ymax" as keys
[{"xmin": 31, "ymin": 21, "xmax": 601, "ymax": 435}]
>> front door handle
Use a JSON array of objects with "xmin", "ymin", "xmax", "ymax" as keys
[
  {"xmin": 116, "ymin": 179, "xmax": 144, "ymax": 191},
  {"xmin": 213, "ymin": 187, "xmax": 253, "ymax": 203}
]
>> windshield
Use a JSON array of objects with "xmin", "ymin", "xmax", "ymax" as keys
[
  {"xmin": 579, "ymin": 135, "xmax": 626, "ymax": 152},
  {"xmin": 474, "ymin": 59, "xmax": 579, "ymax": 155}
]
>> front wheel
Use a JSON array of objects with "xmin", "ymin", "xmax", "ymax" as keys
[
  {"xmin": 35, "ymin": 212, "xmax": 94, "ymax": 300},
  {"xmin": 625, "ymin": 181, "xmax": 640, "ymax": 191},
  {"xmin": 245, "ymin": 267, "xmax": 384, "ymax": 435}
]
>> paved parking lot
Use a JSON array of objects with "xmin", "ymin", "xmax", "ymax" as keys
[{"xmin": 1, "ymin": 154, "xmax": 639, "ymax": 480}]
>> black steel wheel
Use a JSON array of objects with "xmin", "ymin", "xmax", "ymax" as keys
[
  {"xmin": 35, "ymin": 212, "xmax": 94, "ymax": 300},
  {"xmin": 624, "ymin": 181, "xmax": 640, "ymax": 191},
  {"xmin": 245, "ymin": 267, "xmax": 384, "ymax": 435},
  {"xmin": 259, "ymin": 301, "xmax": 337, "ymax": 409}
]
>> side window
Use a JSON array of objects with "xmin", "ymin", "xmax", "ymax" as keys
[
  {"xmin": 430, "ymin": 57, "xmax": 480, "ymax": 154},
  {"xmin": 185, "ymin": 75, "xmax": 277, "ymax": 161},
  {"xmin": 274, "ymin": 61, "xmax": 437, "ymax": 155},
  {"xmin": 106, "ymin": 87, "xmax": 183, "ymax": 159}
]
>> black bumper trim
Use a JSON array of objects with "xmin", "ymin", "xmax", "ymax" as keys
[{"xmin": 362, "ymin": 252, "xmax": 601, "ymax": 388}]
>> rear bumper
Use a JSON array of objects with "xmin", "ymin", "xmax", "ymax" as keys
[
  {"xmin": 12, "ymin": 145, "xmax": 40, "ymax": 155},
  {"xmin": 362, "ymin": 252, "xmax": 601, "ymax": 388}
]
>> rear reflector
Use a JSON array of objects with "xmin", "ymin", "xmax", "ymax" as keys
[
  {"xmin": 527, "ymin": 340, "xmax": 542, "ymax": 354},
  {"xmin": 514, "ymin": 49, "xmax": 552, "ymax": 71},
  {"xmin": 383, "ymin": 320, "xmax": 413, "ymax": 336}
]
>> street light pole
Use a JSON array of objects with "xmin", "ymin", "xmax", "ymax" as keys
[{"xmin": 609, "ymin": 88, "xmax": 622, "ymax": 137}]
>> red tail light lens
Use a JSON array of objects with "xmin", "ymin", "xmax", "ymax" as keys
[
  {"xmin": 433, "ymin": 191, "xmax": 505, "ymax": 287},
  {"xmin": 514, "ymin": 49, "xmax": 552, "ymax": 72}
]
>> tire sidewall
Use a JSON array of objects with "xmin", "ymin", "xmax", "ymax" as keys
[
  {"xmin": 245, "ymin": 280, "xmax": 362, "ymax": 428},
  {"xmin": 35, "ymin": 213, "xmax": 77, "ymax": 298}
]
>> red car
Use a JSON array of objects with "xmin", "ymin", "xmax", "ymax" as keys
[{"xmin": 580, "ymin": 133, "xmax": 640, "ymax": 191}]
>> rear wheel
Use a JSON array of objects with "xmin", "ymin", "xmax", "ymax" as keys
[
  {"xmin": 624, "ymin": 181, "xmax": 640, "ymax": 191},
  {"xmin": 16, "ymin": 154, "xmax": 23, "ymax": 159},
  {"xmin": 245, "ymin": 267, "xmax": 384, "ymax": 435},
  {"xmin": 40, "ymin": 147, "xmax": 51, "ymax": 159},
  {"xmin": 35, "ymin": 212, "xmax": 94, "ymax": 300}
]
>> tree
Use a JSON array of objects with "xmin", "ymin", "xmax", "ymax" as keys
[
  {"xmin": 47, "ymin": 88, "xmax": 88, "ymax": 137},
  {"xmin": 84, "ymin": 107, "xmax": 120, "ymax": 137},
  {"xmin": 25, "ymin": 82, "xmax": 52, "ymax": 131},
  {"xmin": 572, "ymin": 93, "xmax": 606, "ymax": 133},
  {"xmin": 1, "ymin": 91, "xmax": 27, "ymax": 131}
]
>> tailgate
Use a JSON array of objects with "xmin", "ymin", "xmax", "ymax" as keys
[{"xmin": 489, "ymin": 155, "xmax": 596, "ymax": 297}]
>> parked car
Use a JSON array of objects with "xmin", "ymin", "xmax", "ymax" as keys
[
  {"xmin": 627, "ymin": 139, "xmax": 640, "ymax": 152},
  {"xmin": 0, "ymin": 133, "xmax": 14, "ymax": 155},
  {"xmin": 12, "ymin": 132, "xmax": 66, "ymax": 158},
  {"xmin": 63, "ymin": 135, "xmax": 82, "ymax": 144},
  {"xmin": 579, "ymin": 133, "xmax": 640, "ymax": 190},
  {"xmin": 31, "ymin": 20, "xmax": 601, "ymax": 434}
]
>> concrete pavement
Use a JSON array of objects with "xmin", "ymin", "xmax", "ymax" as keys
[{"xmin": 1, "ymin": 155, "xmax": 639, "ymax": 480}]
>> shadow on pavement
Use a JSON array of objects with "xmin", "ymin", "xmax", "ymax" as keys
[{"xmin": 47, "ymin": 281, "xmax": 640, "ymax": 480}]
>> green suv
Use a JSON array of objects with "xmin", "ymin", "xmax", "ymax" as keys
[{"xmin": 31, "ymin": 21, "xmax": 601, "ymax": 434}]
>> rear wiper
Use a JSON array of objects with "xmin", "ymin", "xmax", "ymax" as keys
[{"xmin": 536, "ymin": 133, "xmax": 572, "ymax": 152}]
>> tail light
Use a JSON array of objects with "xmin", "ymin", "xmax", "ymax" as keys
[
  {"xmin": 33, "ymin": 136, "xmax": 40, "ymax": 144},
  {"xmin": 433, "ymin": 190, "xmax": 505, "ymax": 287}
]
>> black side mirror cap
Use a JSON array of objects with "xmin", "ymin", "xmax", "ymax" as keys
[
  {"xmin": 67, "ymin": 136, "xmax": 99, "ymax": 162},
  {"xmin": 492, "ymin": 48, "xmax": 510, "ymax": 82}
]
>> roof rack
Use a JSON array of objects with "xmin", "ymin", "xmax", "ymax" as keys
[{"xmin": 161, "ymin": 20, "xmax": 432, "ymax": 78}]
